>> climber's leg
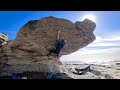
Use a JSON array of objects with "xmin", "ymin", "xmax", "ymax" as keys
[
  {"xmin": 49, "ymin": 49, "xmax": 54, "ymax": 55},
  {"xmin": 48, "ymin": 49, "xmax": 57, "ymax": 56},
  {"xmin": 55, "ymin": 51, "xmax": 59, "ymax": 58}
]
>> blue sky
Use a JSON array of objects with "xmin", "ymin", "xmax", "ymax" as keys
[
  {"xmin": 0, "ymin": 11, "xmax": 120, "ymax": 63},
  {"xmin": 0, "ymin": 11, "xmax": 82, "ymax": 39},
  {"xmin": 0, "ymin": 11, "xmax": 120, "ymax": 40}
]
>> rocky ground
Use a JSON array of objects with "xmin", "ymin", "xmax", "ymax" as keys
[
  {"xmin": 0, "ymin": 71, "xmax": 72, "ymax": 79},
  {"xmin": 62, "ymin": 60, "xmax": 120, "ymax": 79},
  {"xmin": 1, "ymin": 60, "xmax": 120, "ymax": 79}
]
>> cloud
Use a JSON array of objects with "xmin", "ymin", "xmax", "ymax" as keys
[
  {"xmin": 93, "ymin": 36, "xmax": 103, "ymax": 43},
  {"xmin": 60, "ymin": 47, "xmax": 120, "ymax": 63},
  {"xmin": 88, "ymin": 42, "xmax": 120, "ymax": 47},
  {"xmin": 93, "ymin": 36, "xmax": 120, "ymax": 44},
  {"xmin": 88, "ymin": 30, "xmax": 120, "ymax": 48}
]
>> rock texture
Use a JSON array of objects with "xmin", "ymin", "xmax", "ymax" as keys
[{"xmin": 0, "ymin": 16, "xmax": 96, "ymax": 76}]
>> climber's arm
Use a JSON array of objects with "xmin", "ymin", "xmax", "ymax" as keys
[{"xmin": 57, "ymin": 30, "xmax": 60, "ymax": 40}]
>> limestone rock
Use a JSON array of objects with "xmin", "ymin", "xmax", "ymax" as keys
[
  {"xmin": 0, "ymin": 33, "xmax": 8, "ymax": 46},
  {"xmin": 0, "ymin": 16, "xmax": 96, "ymax": 77}
]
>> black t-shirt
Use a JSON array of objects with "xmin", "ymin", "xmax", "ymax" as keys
[{"xmin": 55, "ymin": 40, "xmax": 65, "ymax": 53}]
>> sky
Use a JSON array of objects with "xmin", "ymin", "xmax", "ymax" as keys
[{"xmin": 0, "ymin": 11, "xmax": 120, "ymax": 64}]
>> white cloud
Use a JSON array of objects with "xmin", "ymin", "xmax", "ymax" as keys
[
  {"xmin": 89, "ymin": 30, "xmax": 120, "ymax": 48},
  {"xmin": 93, "ymin": 36, "xmax": 120, "ymax": 44},
  {"xmin": 60, "ymin": 47, "xmax": 120, "ymax": 64},
  {"xmin": 93, "ymin": 30, "xmax": 120, "ymax": 43},
  {"xmin": 104, "ymin": 36, "xmax": 120, "ymax": 41},
  {"xmin": 88, "ymin": 42, "xmax": 120, "ymax": 47},
  {"xmin": 93, "ymin": 36, "xmax": 103, "ymax": 43}
]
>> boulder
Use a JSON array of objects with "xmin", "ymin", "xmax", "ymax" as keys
[{"xmin": 0, "ymin": 16, "xmax": 96, "ymax": 76}]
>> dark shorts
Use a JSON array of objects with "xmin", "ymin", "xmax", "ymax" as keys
[{"xmin": 49, "ymin": 39, "xmax": 64, "ymax": 56}]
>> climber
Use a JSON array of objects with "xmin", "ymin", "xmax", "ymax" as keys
[
  {"xmin": 0, "ymin": 33, "xmax": 8, "ymax": 47},
  {"xmin": 49, "ymin": 30, "xmax": 67, "ymax": 57}
]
